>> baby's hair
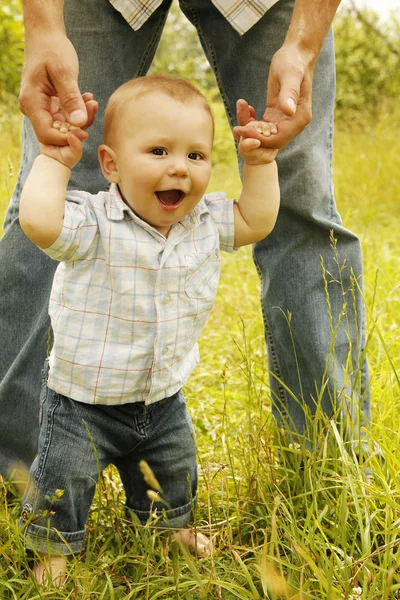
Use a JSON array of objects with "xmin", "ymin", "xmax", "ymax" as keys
[{"xmin": 104, "ymin": 74, "xmax": 214, "ymax": 145}]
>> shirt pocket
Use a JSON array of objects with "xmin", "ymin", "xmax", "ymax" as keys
[{"xmin": 185, "ymin": 249, "xmax": 220, "ymax": 299}]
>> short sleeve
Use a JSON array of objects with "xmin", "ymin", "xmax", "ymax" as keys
[
  {"xmin": 42, "ymin": 191, "xmax": 100, "ymax": 262},
  {"xmin": 202, "ymin": 192, "xmax": 237, "ymax": 253}
]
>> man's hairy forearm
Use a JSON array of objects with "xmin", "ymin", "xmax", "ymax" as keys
[
  {"xmin": 285, "ymin": 0, "xmax": 341, "ymax": 59},
  {"xmin": 22, "ymin": 0, "xmax": 65, "ymax": 34}
]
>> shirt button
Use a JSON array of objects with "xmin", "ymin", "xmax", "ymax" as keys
[
  {"xmin": 162, "ymin": 293, "xmax": 171, "ymax": 303},
  {"xmin": 162, "ymin": 346, "xmax": 169, "ymax": 355}
]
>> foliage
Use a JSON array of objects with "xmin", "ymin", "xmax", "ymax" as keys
[
  {"xmin": 0, "ymin": 0, "xmax": 23, "ymax": 104},
  {"xmin": 333, "ymin": 7, "xmax": 400, "ymax": 119}
]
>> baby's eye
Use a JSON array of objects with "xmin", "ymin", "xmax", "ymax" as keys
[
  {"xmin": 151, "ymin": 148, "xmax": 167, "ymax": 156},
  {"xmin": 188, "ymin": 152, "xmax": 203, "ymax": 161}
]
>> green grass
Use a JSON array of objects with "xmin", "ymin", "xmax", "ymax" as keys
[{"xmin": 1, "ymin": 104, "xmax": 399, "ymax": 599}]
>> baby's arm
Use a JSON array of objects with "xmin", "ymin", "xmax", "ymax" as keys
[
  {"xmin": 19, "ymin": 125, "xmax": 84, "ymax": 249},
  {"xmin": 233, "ymin": 101, "xmax": 280, "ymax": 248},
  {"xmin": 20, "ymin": 94, "xmax": 97, "ymax": 249},
  {"xmin": 19, "ymin": 130, "xmax": 82, "ymax": 248}
]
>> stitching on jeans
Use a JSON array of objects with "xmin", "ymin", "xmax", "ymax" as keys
[
  {"xmin": 327, "ymin": 112, "xmax": 336, "ymax": 221},
  {"xmin": 252, "ymin": 249, "xmax": 288, "ymax": 415},
  {"xmin": 34, "ymin": 392, "xmax": 61, "ymax": 493},
  {"xmin": 323, "ymin": 30, "xmax": 336, "ymax": 223},
  {"xmin": 178, "ymin": 2, "xmax": 236, "ymax": 129},
  {"xmin": 359, "ymin": 288, "xmax": 369, "ymax": 414},
  {"xmin": 136, "ymin": 3, "xmax": 172, "ymax": 76},
  {"xmin": 179, "ymin": 4, "xmax": 288, "ymax": 413}
]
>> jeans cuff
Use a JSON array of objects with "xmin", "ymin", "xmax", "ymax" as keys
[
  {"xmin": 129, "ymin": 495, "xmax": 196, "ymax": 529},
  {"xmin": 20, "ymin": 520, "xmax": 85, "ymax": 555}
]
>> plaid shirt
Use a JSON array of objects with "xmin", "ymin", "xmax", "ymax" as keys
[
  {"xmin": 109, "ymin": 0, "xmax": 279, "ymax": 35},
  {"xmin": 43, "ymin": 184, "xmax": 236, "ymax": 405}
]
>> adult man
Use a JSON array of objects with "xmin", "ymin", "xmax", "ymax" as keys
[{"xmin": 0, "ymin": 0, "xmax": 370, "ymax": 477}]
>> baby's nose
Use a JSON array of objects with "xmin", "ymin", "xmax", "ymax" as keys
[{"xmin": 168, "ymin": 160, "xmax": 189, "ymax": 176}]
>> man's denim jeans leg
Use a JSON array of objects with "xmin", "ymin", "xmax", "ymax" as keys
[
  {"xmin": 0, "ymin": 0, "xmax": 174, "ymax": 478},
  {"xmin": 179, "ymin": 0, "xmax": 370, "ymax": 441}
]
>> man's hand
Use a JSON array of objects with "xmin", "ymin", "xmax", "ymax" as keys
[
  {"xmin": 233, "ymin": 44, "xmax": 315, "ymax": 150},
  {"xmin": 18, "ymin": 32, "xmax": 96, "ymax": 145}
]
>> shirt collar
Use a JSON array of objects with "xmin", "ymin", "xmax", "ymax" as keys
[{"xmin": 105, "ymin": 183, "xmax": 130, "ymax": 221}]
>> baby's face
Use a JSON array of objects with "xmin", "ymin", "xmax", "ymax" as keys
[{"xmin": 108, "ymin": 91, "xmax": 213, "ymax": 237}]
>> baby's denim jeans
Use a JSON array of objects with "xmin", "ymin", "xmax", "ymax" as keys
[{"xmin": 20, "ymin": 365, "xmax": 197, "ymax": 555}]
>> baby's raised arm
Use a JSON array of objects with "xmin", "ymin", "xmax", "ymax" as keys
[
  {"xmin": 19, "ymin": 130, "xmax": 82, "ymax": 249},
  {"xmin": 19, "ymin": 94, "xmax": 97, "ymax": 249},
  {"xmin": 233, "ymin": 101, "xmax": 280, "ymax": 248}
]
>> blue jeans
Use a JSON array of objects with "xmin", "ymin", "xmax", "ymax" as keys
[
  {"xmin": 20, "ymin": 364, "xmax": 197, "ymax": 555},
  {"xmin": 0, "ymin": 0, "xmax": 370, "ymax": 476}
]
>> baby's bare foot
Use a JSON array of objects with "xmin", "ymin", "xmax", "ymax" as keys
[
  {"xmin": 33, "ymin": 554, "xmax": 67, "ymax": 587},
  {"xmin": 171, "ymin": 529, "xmax": 213, "ymax": 556}
]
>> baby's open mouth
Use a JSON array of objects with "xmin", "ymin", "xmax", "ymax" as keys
[{"xmin": 156, "ymin": 190, "xmax": 185, "ymax": 207}]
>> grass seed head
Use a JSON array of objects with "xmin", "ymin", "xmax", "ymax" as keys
[{"xmin": 139, "ymin": 460, "xmax": 163, "ymax": 492}]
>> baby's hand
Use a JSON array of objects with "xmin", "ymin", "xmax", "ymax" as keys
[
  {"xmin": 47, "ymin": 92, "xmax": 98, "ymax": 145},
  {"xmin": 40, "ymin": 123, "xmax": 83, "ymax": 169},
  {"xmin": 39, "ymin": 91, "xmax": 98, "ymax": 167},
  {"xmin": 238, "ymin": 121, "xmax": 279, "ymax": 165}
]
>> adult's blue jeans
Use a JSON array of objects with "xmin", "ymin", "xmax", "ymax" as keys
[{"xmin": 0, "ymin": 0, "xmax": 370, "ymax": 476}]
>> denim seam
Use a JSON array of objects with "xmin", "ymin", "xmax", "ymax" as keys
[
  {"xmin": 252, "ymin": 249, "xmax": 288, "ymax": 412},
  {"xmin": 359, "ymin": 284, "xmax": 369, "ymax": 411},
  {"xmin": 178, "ymin": 3, "xmax": 236, "ymax": 130},
  {"xmin": 135, "ymin": 3, "xmax": 172, "ymax": 76},
  {"xmin": 32, "ymin": 393, "xmax": 62, "ymax": 504},
  {"xmin": 327, "ymin": 113, "xmax": 335, "ymax": 221},
  {"xmin": 38, "ymin": 361, "xmax": 50, "ymax": 426}
]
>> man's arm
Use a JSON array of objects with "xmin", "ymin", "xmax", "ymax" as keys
[
  {"xmin": 234, "ymin": 0, "xmax": 341, "ymax": 149},
  {"xmin": 283, "ymin": 0, "xmax": 342, "ymax": 64},
  {"xmin": 19, "ymin": 0, "xmax": 94, "ymax": 144}
]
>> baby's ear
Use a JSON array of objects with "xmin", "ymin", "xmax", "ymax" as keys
[{"xmin": 98, "ymin": 145, "xmax": 120, "ymax": 183}]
